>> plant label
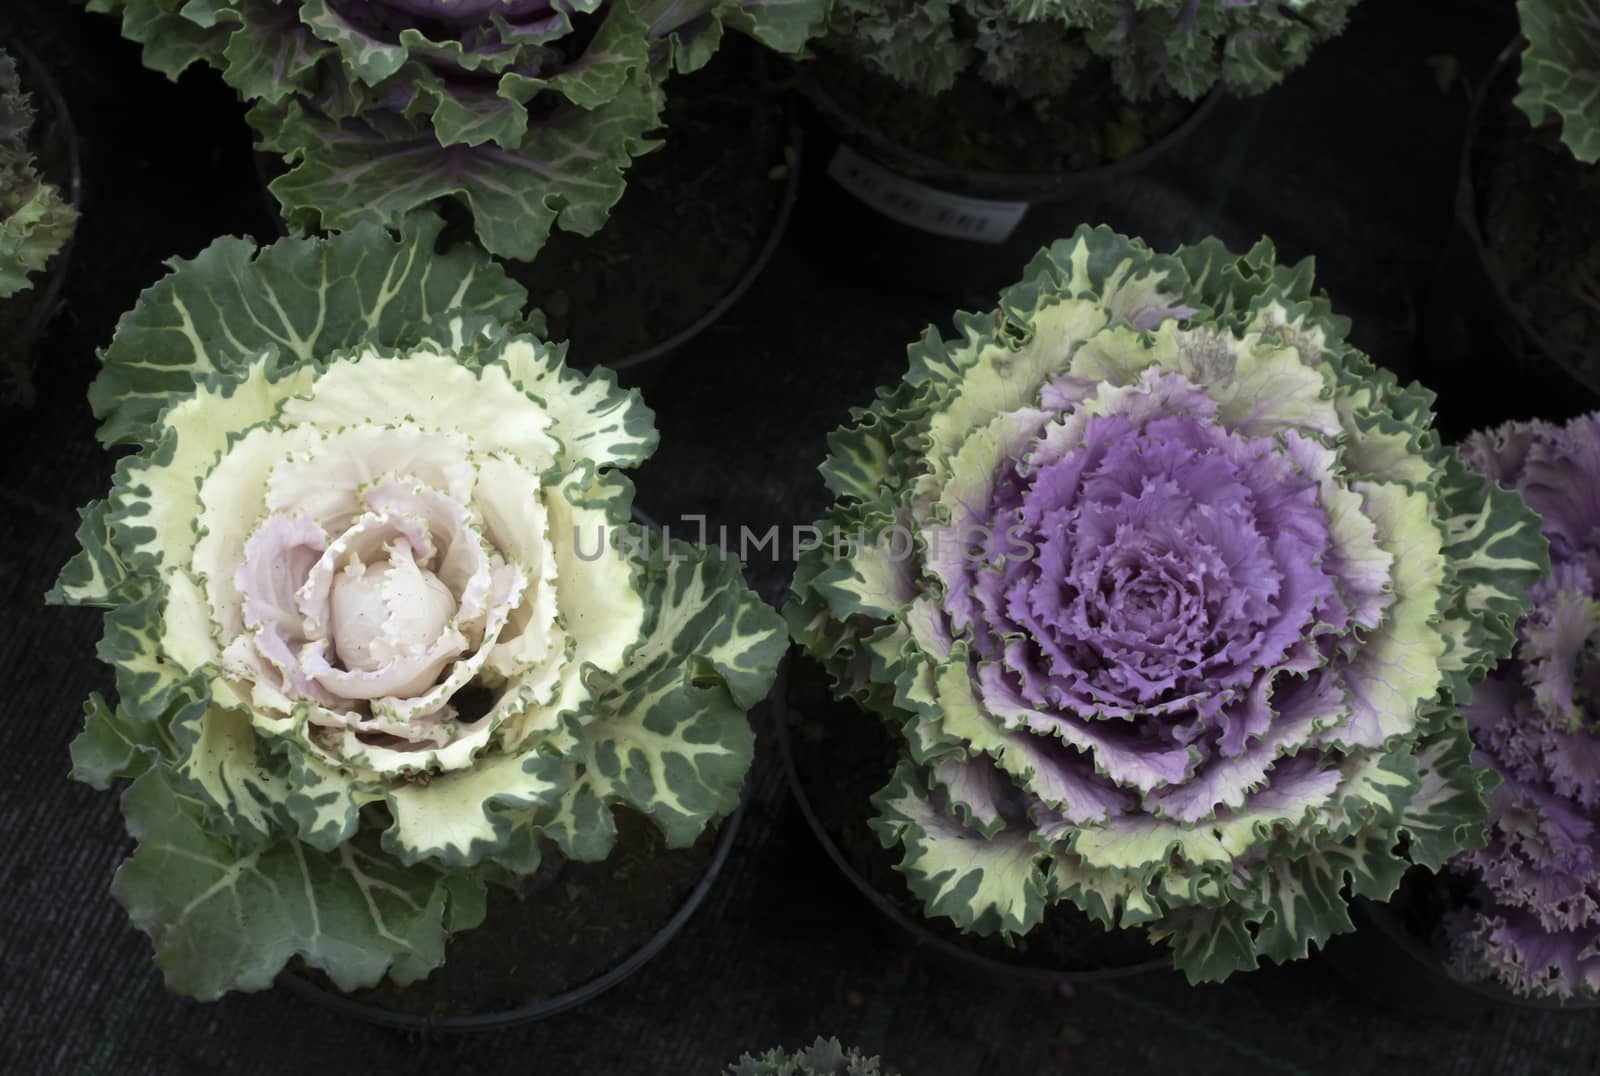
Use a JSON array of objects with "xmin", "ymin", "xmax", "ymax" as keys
[{"xmin": 827, "ymin": 145, "xmax": 1028, "ymax": 244}]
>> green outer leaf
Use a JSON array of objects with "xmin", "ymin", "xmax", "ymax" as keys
[
  {"xmin": 167, "ymin": 701, "xmax": 301, "ymax": 849},
  {"xmin": 47, "ymin": 500, "xmax": 132, "ymax": 608},
  {"xmin": 96, "ymin": 589, "xmax": 189, "ymax": 727},
  {"xmin": 1149, "ymin": 905, "xmax": 1259, "ymax": 985},
  {"xmin": 1515, "ymin": 0, "xmax": 1600, "ymax": 163},
  {"xmin": 256, "ymin": 73, "xmax": 664, "ymax": 262},
  {"xmin": 443, "ymin": 871, "xmax": 488, "ymax": 933},
  {"xmin": 91, "ymin": 0, "xmax": 827, "ymax": 259},
  {"xmin": 112, "ymin": 768, "xmax": 452, "ymax": 1001},
  {"xmin": 502, "ymin": 2, "xmax": 652, "ymax": 111},
  {"xmin": 297, "ymin": 0, "xmax": 410, "ymax": 84},
  {"xmin": 87, "ymin": 0, "xmax": 231, "ymax": 81},
  {"xmin": 0, "ymin": 181, "xmax": 77, "ymax": 300},
  {"xmin": 641, "ymin": 0, "xmax": 828, "ymax": 73},
  {"xmin": 1396, "ymin": 707, "xmax": 1493, "ymax": 870},
  {"xmin": 88, "ymin": 213, "xmax": 528, "ymax": 449},
  {"xmin": 215, "ymin": 1, "xmax": 328, "ymax": 104},
  {"xmin": 70, "ymin": 694, "xmax": 156, "ymax": 790},
  {"xmin": 542, "ymin": 533, "xmax": 782, "ymax": 859},
  {"xmin": 381, "ymin": 751, "xmax": 568, "ymax": 869},
  {"xmin": 494, "ymin": 332, "xmax": 659, "ymax": 469},
  {"xmin": 1432, "ymin": 448, "xmax": 1550, "ymax": 705},
  {"xmin": 1048, "ymin": 850, "xmax": 1157, "ymax": 931},
  {"xmin": 1248, "ymin": 855, "xmax": 1355, "ymax": 969},
  {"xmin": 869, "ymin": 760, "xmax": 1047, "ymax": 936}
]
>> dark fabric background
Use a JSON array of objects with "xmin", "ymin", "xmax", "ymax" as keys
[{"xmin": 3, "ymin": 1, "xmax": 1597, "ymax": 1073}]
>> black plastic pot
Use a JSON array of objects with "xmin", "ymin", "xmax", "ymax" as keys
[
  {"xmin": 773, "ymin": 658, "xmax": 1170, "ymax": 988},
  {"xmin": 791, "ymin": 69, "xmax": 1221, "ymax": 301},
  {"xmin": 3, "ymin": 39, "xmax": 83, "ymax": 404},
  {"xmin": 254, "ymin": 122, "xmax": 801, "ymax": 396},
  {"xmin": 278, "ymin": 794, "xmax": 746, "ymax": 1033},
  {"xmin": 1418, "ymin": 40, "xmax": 1600, "ymax": 439},
  {"xmin": 1319, "ymin": 896, "xmax": 1600, "ymax": 1015},
  {"xmin": 590, "ymin": 120, "xmax": 801, "ymax": 394}
]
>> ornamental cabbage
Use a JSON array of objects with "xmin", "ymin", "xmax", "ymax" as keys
[
  {"xmin": 86, "ymin": 0, "xmax": 825, "ymax": 260},
  {"xmin": 1515, "ymin": 0, "xmax": 1600, "ymax": 163},
  {"xmin": 822, "ymin": 1, "xmax": 1362, "ymax": 102},
  {"xmin": 727, "ymin": 1039, "xmax": 891, "ymax": 1076},
  {"xmin": 1446, "ymin": 415, "xmax": 1600, "ymax": 1001},
  {"xmin": 786, "ymin": 227, "xmax": 1549, "ymax": 983},
  {"xmin": 50, "ymin": 214, "xmax": 785, "ymax": 1000},
  {"xmin": 0, "ymin": 46, "xmax": 75, "ymax": 300}
]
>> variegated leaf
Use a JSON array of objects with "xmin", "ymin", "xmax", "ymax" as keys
[{"xmin": 113, "ymin": 768, "xmax": 454, "ymax": 1001}]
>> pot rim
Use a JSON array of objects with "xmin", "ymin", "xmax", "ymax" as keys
[
  {"xmin": 9, "ymin": 37, "xmax": 83, "ymax": 351},
  {"xmin": 1354, "ymin": 895, "xmax": 1600, "ymax": 1012},
  {"xmin": 773, "ymin": 654, "xmax": 1170, "ymax": 987},
  {"xmin": 1454, "ymin": 37, "xmax": 1600, "ymax": 399},
  {"xmin": 795, "ymin": 56, "xmax": 1221, "ymax": 202}
]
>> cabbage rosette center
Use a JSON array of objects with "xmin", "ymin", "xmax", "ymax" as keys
[{"xmin": 787, "ymin": 226, "xmax": 1549, "ymax": 983}]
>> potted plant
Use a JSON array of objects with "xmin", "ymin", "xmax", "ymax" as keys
[
  {"xmin": 1354, "ymin": 413, "xmax": 1600, "ymax": 1009},
  {"xmin": 48, "ymin": 212, "xmax": 787, "ymax": 1025},
  {"xmin": 793, "ymin": 1, "xmax": 1362, "ymax": 296},
  {"xmin": 728, "ymin": 1038, "xmax": 892, "ymax": 1075},
  {"xmin": 85, "ymin": 0, "xmax": 826, "ymax": 373},
  {"xmin": 1420, "ymin": 2, "xmax": 1600, "ymax": 436},
  {"xmin": 784, "ymin": 225, "xmax": 1549, "ymax": 984},
  {"xmin": 0, "ymin": 41, "xmax": 79, "ymax": 405}
]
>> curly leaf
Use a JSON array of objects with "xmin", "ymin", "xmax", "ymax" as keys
[
  {"xmin": 1150, "ymin": 905, "xmax": 1259, "ymax": 985},
  {"xmin": 1398, "ymin": 710, "xmax": 1493, "ymax": 870},
  {"xmin": 88, "ymin": 213, "xmax": 527, "ymax": 449},
  {"xmin": 47, "ymin": 500, "xmax": 132, "ymax": 608},
  {"xmin": 1516, "ymin": 0, "xmax": 1600, "ymax": 163},
  {"xmin": 381, "ymin": 751, "xmax": 568, "ymax": 869},
  {"xmin": 112, "ymin": 767, "xmax": 453, "ymax": 1001},
  {"xmin": 870, "ymin": 761, "xmax": 1048, "ymax": 936},
  {"xmin": 1433, "ymin": 450, "xmax": 1550, "ymax": 704},
  {"xmin": 0, "ymin": 181, "xmax": 77, "ymax": 300},
  {"xmin": 543, "ymin": 535, "xmax": 781, "ymax": 859},
  {"xmin": 256, "ymin": 76, "xmax": 664, "ymax": 263},
  {"xmin": 70, "ymin": 694, "xmax": 157, "ymax": 790},
  {"xmin": 727, "ymin": 1037, "xmax": 892, "ymax": 1076}
]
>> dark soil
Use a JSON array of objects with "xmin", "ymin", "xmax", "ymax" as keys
[
  {"xmin": 513, "ymin": 37, "xmax": 793, "ymax": 367},
  {"xmin": 1473, "ymin": 61, "xmax": 1600, "ymax": 394},
  {"xmin": 294, "ymin": 807, "xmax": 720, "ymax": 1020},
  {"xmin": 782, "ymin": 654, "xmax": 1162, "ymax": 975},
  {"xmin": 1385, "ymin": 864, "xmax": 1478, "ymax": 957},
  {"xmin": 0, "ymin": 43, "xmax": 76, "ymax": 406},
  {"xmin": 806, "ymin": 49, "xmax": 1194, "ymax": 178}
]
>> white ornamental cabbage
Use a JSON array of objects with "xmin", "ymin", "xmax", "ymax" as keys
[{"xmin": 52, "ymin": 215, "xmax": 785, "ymax": 1000}]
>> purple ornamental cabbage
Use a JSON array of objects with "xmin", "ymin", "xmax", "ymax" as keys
[
  {"xmin": 86, "ymin": 0, "xmax": 825, "ymax": 260},
  {"xmin": 787, "ymin": 227, "xmax": 1549, "ymax": 983},
  {"xmin": 1449, "ymin": 415, "xmax": 1600, "ymax": 1001}
]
